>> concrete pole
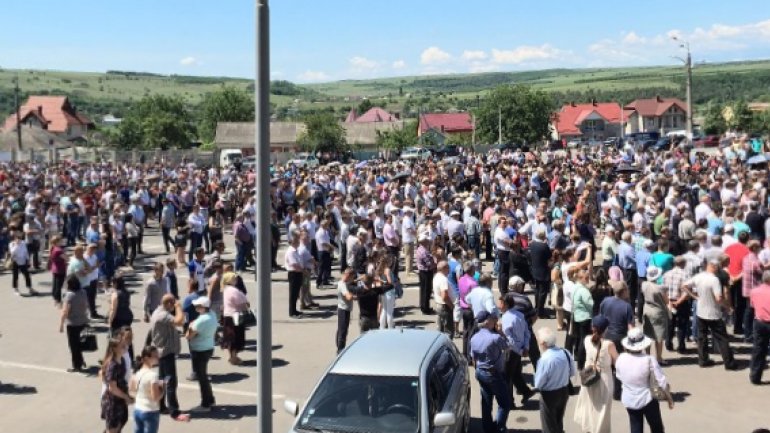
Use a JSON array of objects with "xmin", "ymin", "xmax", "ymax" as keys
[
  {"xmin": 255, "ymin": 2, "xmax": 273, "ymax": 433},
  {"xmin": 685, "ymin": 48, "xmax": 693, "ymax": 138}
]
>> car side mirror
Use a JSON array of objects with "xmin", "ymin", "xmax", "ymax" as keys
[
  {"xmin": 433, "ymin": 412, "xmax": 456, "ymax": 427},
  {"xmin": 284, "ymin": 400, "xmax": 299, "ymax": 417}
]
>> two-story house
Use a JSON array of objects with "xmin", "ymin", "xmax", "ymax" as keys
[
  {"xmin": 2, "ymin": 96, "xmax": 94, "ymax": 141},
  {"xmin": 552, "ymin": 101, "xmax": 623, "ymax": 141},
  {"xmin": 623, "ymin": 96, "xmax": 687, "ymax": 135}
]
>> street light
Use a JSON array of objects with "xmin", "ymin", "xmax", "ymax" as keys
[{"xmin": 671, "ymin": 35, "xmax": 693, "ymax": 138}]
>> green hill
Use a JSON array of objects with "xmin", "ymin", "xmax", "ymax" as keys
[{"xmin": 1, "ymin": 60, "xmax": 769, "ymax": 123}]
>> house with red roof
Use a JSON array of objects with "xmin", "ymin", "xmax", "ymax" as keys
[
  {"xmin": 418, "ymin": 112, "xmax": 473, "ymax": 138},
  {"xmin": 345, "ymin": 107, "xmax": 398, "ymax": 123},
  {"xmin": 2, "ymin": 96, "xmax": 94, "ymax": 141},
  {"xmin": 623, "ymin": 96, "xmax": 687, "ymax": 135},
  {"xmin": 551, "ymin": 101, "xmax": 623, "ymax": 141}
]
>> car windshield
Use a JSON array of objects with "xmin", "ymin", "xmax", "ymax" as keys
[{"xmin": 298, "ymin": 374, "xmax": 419, "ymax": 433}]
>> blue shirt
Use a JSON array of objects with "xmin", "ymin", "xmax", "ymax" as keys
[
  {"xmin": 617, "ymin": 242, "xmax": 636, "ymax": 270},
  {"xmin": 501, "ymin": 309, "xmax": 530, "ymax": 355},
  {"xmin": 182, "ymin": 292, "xmax": 201, "ymax": 325},
  {"xmin": 465, "ymin": 287, "xmax": 500, "ymax": 316},
  {"xmin": 469, "ymin": 328, "xmax": 507, "ymax": 373},
  {"xmin": 189, "ymin": 311, "xmax": 218, "ymax": 352},
  {"xmin": 534, "ymin": 347, "xmax": 574, "ymax": 391},
  {"xmin": 86, "ymin": 227, "xmax": 101, "ymax": 244},
  {"xmin": 636, "ymin": 249, "xmax": 651, "ymax": 278}
]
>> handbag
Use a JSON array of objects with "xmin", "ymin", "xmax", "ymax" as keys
[
  {"xmin": 648, "ymin": 357, "xmax": 671, "ymax": 401},
  {"xmin": 394, "ymin": 279, "xmax": 403, "ymax": 299},
  {"xmin": 235, "ymin": 309, "xmax": 257, "ymax": 328},
  {"xmin": 79, "ymin": 327, "xmax": 98, "ymax": 352},
  {"xmin": 579, "ymin": 340, "xmax": 603, "ymax": 387}
]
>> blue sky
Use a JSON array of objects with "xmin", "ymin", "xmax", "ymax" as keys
[{"xmin": 2, "ymin": 1, "xmax": 769, "ymax": 83}]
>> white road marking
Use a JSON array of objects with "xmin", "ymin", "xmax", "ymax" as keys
[{"xmin": 0, "ymin": 360, "xmax": 283, "ymax": 399}]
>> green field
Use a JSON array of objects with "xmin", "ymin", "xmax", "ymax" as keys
[{"xmin": 1, "ymin": 59, "xmax": 769, "ymax": 122}]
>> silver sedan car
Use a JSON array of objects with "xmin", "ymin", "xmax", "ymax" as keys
[{"xmin": 284, "ymin": 329, "xmax": 470, "ymax": 433}]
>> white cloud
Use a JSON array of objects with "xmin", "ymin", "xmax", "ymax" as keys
[
  {"xmin": 179, "ymin": 56, "xmax": 198, "ymax": 66},
  {"xmin": 490, "ymin": 44, "xmax": 561, "ymax": 64},
  {"xmin": 461, "ymin": 50, "xmax": 487, "ymax": 61},
  {"xmin": 297, "ymin": 70, "xmax": 330, "ymax": 82},
  {"xmin": 392, "ymin": 59, "xmax": 406, "ymax": 69},
  {"xmin": 349, "ymin": 56, "xmax": 379, "ymax": 70},
  {"xmin": 622, "ymin": 32, "xmax": 646, "ymax": 44},
  {"xmin": 421, "ymin": 46, "xmax": 451, "ymax": 65}
]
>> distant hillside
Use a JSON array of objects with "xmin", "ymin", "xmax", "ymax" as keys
[
  {"xmin": 0, "ymin": 69, "xmax": 325, "ymax": 121},
  {"xmin": 1, "ymin": 60, "xmax": 769, "ymax": 124},
  {"xmin": 306, "ymin": 59, "xmax": 770, "ymax": 110}
]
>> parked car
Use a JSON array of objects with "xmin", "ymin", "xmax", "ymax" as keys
[
  {"xmin": 401, "ymin": 147, "xmax": 433, "ymax": 161},
  {"xmin": 241, "ymin": 155, "xmax": 256, "ymax": 170},
  {"xmin": 432, "ymin": 145, "xmax": 460, "ymax": 158},
  {"xmin": 284, "ymin": 329, "xmax": 471, "ymax": 433},
  {"xmin": 492, "ymin": 142, "xmax": 529, "ymax": 152},
  {"xmin": 567, "ymin": 139, "xmax": 582, "ymax": 148},
  {"xmin": 219, "ymin": 149, "xmax": 243, "ymax": 168},
  {"xmin": 701, "ymin": 135, "xmax": 720, "ymax": 147},
  {"xmin": 604, "ymin": 137, "xmax": 620, "ymax": 147},
  {"xmin": 289, "ymin": 152, "xmax": 320, "ymax": 168}
]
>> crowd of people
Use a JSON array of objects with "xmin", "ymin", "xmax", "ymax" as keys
[
  {"xmin": 271, "ymin": 136, "xmax": 770, "ymax": 433},
  {"xmin": 2, "ymin": 133, "xmax": 770, "ymax": 432},
  {"xmin": 0, "ymin": 158, "xmax": 266, "ymax": 432}
]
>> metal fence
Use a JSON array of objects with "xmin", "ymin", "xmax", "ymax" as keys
[{"xmin": 6, "ymin": 148, "xmax": 216, "ymax": 166}]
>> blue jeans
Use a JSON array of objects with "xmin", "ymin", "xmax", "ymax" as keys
[
  {"xmin": 235, "ymin": 242, "xmax": 246, "ymax": 271},
  {"xmin": 476, "ymin": 369, "xmax": 512, "ymax": 433},
  {"xmin": 133, "ymin": 409, "xmax": 160, "ymax": 433}
]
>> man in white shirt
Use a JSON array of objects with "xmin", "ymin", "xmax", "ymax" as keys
[
  {"xmin": 84, "ymin": 243, "xmax": 102, "ymax": 318},
  {"xmin": 187, "ymin": 205, "xmax": 205, "ymax": 263},
  {"xmin": 402, "ymin": 207, "xmax": 417, "ymax": 275},
  {"xmin": 432, "ymin": 261, "xmax": 455, "ymax": 336},
  {"xmin": 494, "ymin": 217, "xmax": 513, "ymax": 294},
  {"xmin": 284, "ymin": 233, "xmax": 304, "ymax": 318},
  {"xmin": 338, "ymin": 213, "xmax": 351, "ymax": 273},
  {"xmin": 682, "ymin": 259, "xmax": 737, "ymax": 369},
  {"xmin": 315, "ymin": 219, "xmax": 333, "ymax": 287}
]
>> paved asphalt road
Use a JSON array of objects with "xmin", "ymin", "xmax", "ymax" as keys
[{"xmin": 0, "ymin": 223, "xmax": 767, "ymax": 433}]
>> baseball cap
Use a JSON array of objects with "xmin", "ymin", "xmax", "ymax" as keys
[{"xmin": 192, "ymin": 296, "xmax": 211, "ymax": 308}]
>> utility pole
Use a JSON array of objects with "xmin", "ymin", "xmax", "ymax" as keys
[
  {"xmin": 497, "ymin": 106, "xmax": 502, "ymax": 144},
  {"xmin": 672, "ymin": 36, "xmax": 693, "ymax": 138},
  {"xmin": 14, "ymin": 76, "xmax": 22, "ymax": 157},
  {"xmin": 255, "ymin": 2, "xmax": 273, "ymax": 433}
]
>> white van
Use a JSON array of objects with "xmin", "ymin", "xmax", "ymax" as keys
[{"xmin": 219, "ymin": 149, "xmax": 243, "ymax": 168}]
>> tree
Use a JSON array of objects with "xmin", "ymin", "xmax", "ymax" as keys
[
  {"xmin": 297, "ymin": 112, "xmax": 347, "ymax": 153},
  {"xmin": 702, "ymin": 102, "xmax": 727, "ymax": 135},
  {"xmin": 116, "ymin": 95, "xmax": 195, "ymax": 150},
  {"xmin": 376, "ymin": 120, "xmax": 417, "ymax": 151},
  {"xmin": 358, "ymin": 99, "xmax": 373, "ymax": 114},
  {"xmin": 198, "ymin": 86, "xmax": 254, "ymax": 142},
  {"xmin": 446, "ymin": 131, "xmax": 473, "ymax": 146},
  {"xmin": 475, "ymin": 84, "xmax": 554, "ymax": 144},
  {"xmin": 730, "ymin": 99, "xmax": 755, "ymax": 132}
]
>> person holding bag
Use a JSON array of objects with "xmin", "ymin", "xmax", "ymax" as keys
[
  {"xmin": 615, "ymin": 327, "xmax": 673, "ymax": 433},
  {"xmin": 221, "ymin": 274, "xmax": 249, "ymax": 365},
  {"xmin": 59, "ymin": 274, "xmax": 89, "ymax": 373},
  {"xmin": 574, "ymin": 315, "xmax": 619, "ymax": 433}
]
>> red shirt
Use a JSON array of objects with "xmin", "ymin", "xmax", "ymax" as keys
[
  {"xmin": 725, "ymin": 242, "xmax": 750, "ymax": 278},
  {"xmin": 750, "ymin": 284, "xmax": 770, "ymax": 322}
]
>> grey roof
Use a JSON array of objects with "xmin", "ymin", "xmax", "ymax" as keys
[
  {"xmin": 215, "ymin": 121, "xmax": 307, "ymax": 147},
  {"xmin": 330, "ymin": 329, "xmax": 443, "ymax": 377},
  {"xmin": 0, "ymin": 124, "xmax": 70, "ymax": 151},
  {"xmin": 344, "ymin": 121, "xmax": 403, "ymax": 145},
  {"xmin": 215, "ymin": 120, "xmax": 404, "ymax": 147}
]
